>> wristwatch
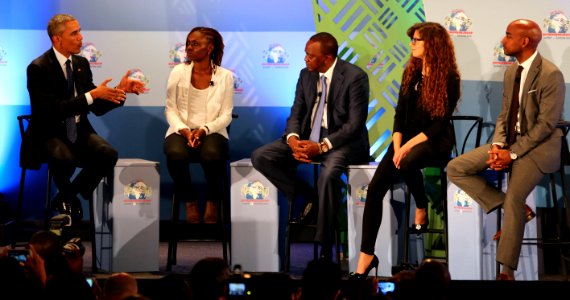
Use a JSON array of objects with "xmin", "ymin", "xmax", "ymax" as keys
[
  {"xmin": 509, "ymin": 150, "xmax": 518, "ymax": 160},
  {"xmin": 320, "ymin": 142, "xmax": 330, "ymax": 153}
]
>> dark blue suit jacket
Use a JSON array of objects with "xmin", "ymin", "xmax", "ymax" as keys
[
  {"xmin": 284, "ymin": 59, "xmax": 369, "ymax": 155},
  {"xmin": 22, "ymin": 48, "xmax": 122, "ymax": 169}
]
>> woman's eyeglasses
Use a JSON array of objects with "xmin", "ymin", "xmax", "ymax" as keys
[{"xmin": 411, "ymin": 38, "xmax": 424, "ymax": 45}]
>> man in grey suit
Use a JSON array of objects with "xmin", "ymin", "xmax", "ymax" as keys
[
  {"xmin": 447, "ymin": 19, "xmax": 565, "ymax": 280},
  {"xmin": 252, "ymin": 32, "xmax": 370, "ymax": 262}
]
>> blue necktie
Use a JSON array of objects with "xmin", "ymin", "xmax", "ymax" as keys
[
  {"xmin": 65, "ymin": 59, "xmax": 77, "ymax": 143},
  {"xmin": 309, "ymin": 75, "xmax": 327, "ymax": 142}
]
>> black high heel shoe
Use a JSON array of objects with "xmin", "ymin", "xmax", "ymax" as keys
[
  {"xmin": 409, "ymin": 218, "xmax": 429, "ymax": 235},
  {"xmin": 348, "ymin": 254, "xmax": 379, "ymax": 280}
]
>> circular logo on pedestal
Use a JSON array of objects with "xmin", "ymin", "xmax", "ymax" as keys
[
  {"xmin": 240, "ymin": 180, "xmax": 270, "ymax": 203},
  {"xmin": 124, "ymin": 180, "xmax": 152, "ymax": 204}
]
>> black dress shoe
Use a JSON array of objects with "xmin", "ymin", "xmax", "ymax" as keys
[
  {"xmin": 70, "ymin": 195, "xmax": 83, "ymax": 222},
  {"xmin": 291, "ymin": 202, "xmax": 317, "ymax": 225},
  {"xmin": 52, "ymin": 192, "xmax": 82, "ymax": 223},
  {"xmin": 53, "ymin": 192, "xmax": 72, "ymax": 215},
  {"xmin": 409, "ymin": 219, "xmax": 429, "ymax": 235}
]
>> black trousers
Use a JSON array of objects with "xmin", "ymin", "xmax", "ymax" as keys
[
  {"xmin": 164, "ymin": 133, "xmax": 229, "ymax": 203},
  {"xmin": 45, "ymin": 128, "xmax": 118, "ymax": 199},
  {"xmin": 359, "ymin": 141, "xmax": 448, "ymax": 254},
  {"xmin": 251, "ymin": 138, "xmax": 368, "ymax": 247}
]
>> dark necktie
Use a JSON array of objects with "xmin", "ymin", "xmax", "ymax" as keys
[
  {"xmin": 507, "ymin": 65, "xmax": 523, "ymax": 147},
  {"xmin": 309, "ymin": 75, "xmax": 327, "ymax": 142},
  {"xmin": 65, "ymin": 59, "xmax": 77, "ymax": 143}
]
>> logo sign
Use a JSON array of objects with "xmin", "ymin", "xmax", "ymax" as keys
[
  {"xmin": 492, "ymin": 43, "xmax": 517, "ymax": 66},
  {"xmin": 168, "ymin": 42, "xmax": 187, "ymax": 67},
  {"xmin": 123, "ymin": 180, "xmax": 152, "ymax": 205},
  {"xmin": 128, "ymin": 68, "xmax": 150, "ymax": 93},
  {"xmin": 355, "ymin": 184, "xmax": 368, "ymax": 206},
  {"xmin": 543, "ymin": 10, "xmax": 570, "ymax": 39},
  {"xmin": 262, "ymin": 43, "xmax": 290, "ymax": 68},
  {"xmin": 0, "ymin": 46, "xmax": 7, "ymax": 66},
  {"xmin": 233, "ymin": 72, "xmax": 244, "ymax": 94},
  {"xmin": 444, "ymin": 9, "xmax": 473, "ymax": 37},
  {"xmin": 240, "ymin": 180, "xmax": 270, "ymax": 204},
  {"xmin": 452, "ymin": 189, "xmax": 473, "ymax": 212},
  {"xmin": 80, "ymin": 42, "xmax": 102, "ymax": 67}
]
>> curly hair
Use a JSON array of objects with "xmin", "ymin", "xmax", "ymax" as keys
[
  {"xmin": 401, "ymin": 22, "xmax": 460, "ymax": 118},
  {"xmin": 186, "ymin": 26, "xmax": 225, "ymax": 66}
]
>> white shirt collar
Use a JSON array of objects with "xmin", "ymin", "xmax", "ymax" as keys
[
  {"xmin": 53, "ymin": 47, "xmax": 71, "ymax": 69},
  {"xmin": 320, "ymin": 58, "xmax": 337, "ymax": 80},
  {"xmin": 519, "ymin": 50, "xmax": 537, "ymax": 71}
]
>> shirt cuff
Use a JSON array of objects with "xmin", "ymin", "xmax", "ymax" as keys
[
  {"xmin": 323, "ymin": 138, "xmax": 332, "ymax": 150},
  {"xmin": 85, "ymin": 92, "xmax": 94, "ymax": 105},
  {"xmin": 286, "ymin": 133, "xmax": 299, "ymax": 144},
  {"xmin": 201, "ymin": 126, "xmax": 210, "ymax": 135}
]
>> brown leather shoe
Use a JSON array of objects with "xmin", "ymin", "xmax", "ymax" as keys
[
  {"xmin": 204, "ymin": 201, "xmax": 218, "ymax": 224},
  {"xmin": 493, "ymin": 204, "xmax": 536, "ymax": 240},
  {"xmin": 497, "ymin": 272, "xmax": 514, "ymax": 281},
  {"xmin": 185, "ymin": 201, "xmax": 200, "ymax": 224}
]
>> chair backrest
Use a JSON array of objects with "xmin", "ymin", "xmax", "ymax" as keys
[
  {"xmin": 557, "ymin": 120, "xmax": 570, "ymax": 166},
  {"xmin": 450, "ymin": 115, "xmax": 483, "ymax": 157},
  {"xmin": 18, "ymin": 114, "xmax": 45, "ymax": 170},
  {"xmin": 17, "ymin": 114, "xmax": 32, "ymax": 139},
  {"xmin": 228, "ymin": 113, "xmax": 239, "ymax": 135}
]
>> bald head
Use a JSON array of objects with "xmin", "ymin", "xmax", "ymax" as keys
[
  {"xmin": 509, "ymin": 19, "xmax": 542, "ymax": 48},
  {"xmin": 502, "ymin": 19, "xmax": 542, "ymax": 62}
]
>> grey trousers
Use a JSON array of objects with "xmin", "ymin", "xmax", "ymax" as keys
[{"xmin": 447, "ymin": 143, "xmax": 544, "ymax": 269}]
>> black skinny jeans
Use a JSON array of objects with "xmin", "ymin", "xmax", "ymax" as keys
[
  {"xmin": 359, "ymin": 141, "xmax": 448, "ymax": 254},
  {"xmin": 164, "ymin": 133, "xmax": 229, "ymax": 203}
]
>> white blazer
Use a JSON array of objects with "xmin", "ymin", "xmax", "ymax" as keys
[{"xmin": 164, "ymin": 62, "xmax": 234, "ymax": 139}]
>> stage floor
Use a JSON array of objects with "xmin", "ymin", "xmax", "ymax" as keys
[{"xmin": 76, "ymin": 241, "xmax": 570, "ymax": 298}]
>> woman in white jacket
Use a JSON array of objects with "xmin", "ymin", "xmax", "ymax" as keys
[{"xmin": 164, "ymin": 27, "xmax": 234, "ymax": 224}]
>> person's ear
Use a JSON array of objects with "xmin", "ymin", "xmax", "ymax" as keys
[{"xmin": 522, "ymin": 36, "xmax": 530, "ymax": 48}]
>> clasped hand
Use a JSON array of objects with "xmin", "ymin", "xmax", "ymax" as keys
[
  {"xmin": 486, "ymin": 146, "xmax": 512, "ymax": 170},
  {"xmin": 186, "ymin": 128, "xmax": 206, "ymax": 149},
  {"xmin": 289, "ymin": 139, "xmax": 320, "ymax": 163}
]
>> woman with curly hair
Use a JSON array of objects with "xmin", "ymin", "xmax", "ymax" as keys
[{"xmin": 350, "ymin": 22, "xmax": 460, "ymax": 279}]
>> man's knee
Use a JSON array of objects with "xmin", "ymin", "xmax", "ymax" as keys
[
  {"xmin": 95, "ymin": 145, "xmax": 118, "ymax": 167},
  {"xmin": 251, "ymin": 147, "xmax": 265, "ymax": 169},
  {"xmin": 446, "ymin": 158, "xmax": 461, "ymax": 178}
]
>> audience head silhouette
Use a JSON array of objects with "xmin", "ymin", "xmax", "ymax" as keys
[
  {"xmin": 103, "ymin": 272, "xmax": 138, "ymax": 300},
  {"xmin": 189, "ymin": 257, "xmax": 231, "ymax": 300},
  {"xmin": 301, "ymin": 258, "xmax": 342, "ymax": 300}
]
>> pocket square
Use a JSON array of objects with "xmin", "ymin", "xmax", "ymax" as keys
[{"xmin": 528, "ymin": 89, "xmax": 537, "ymax": 93}]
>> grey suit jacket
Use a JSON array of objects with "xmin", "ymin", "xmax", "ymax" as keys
[{"xmin": 493, "ymin": 53, "xmax": 565, "ymax": 173}]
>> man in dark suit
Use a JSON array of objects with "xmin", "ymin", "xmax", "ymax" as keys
[
  {"xmin": 252, "ymin": 32, "xmax": 370, "ymax": 260},
  {"xmin": 25, "ymin": 14, "xmax": 145, "ymax": 222},
  {"xmin": 448, "ymin": 19, "xmax": 565, "ymax": 280}
]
